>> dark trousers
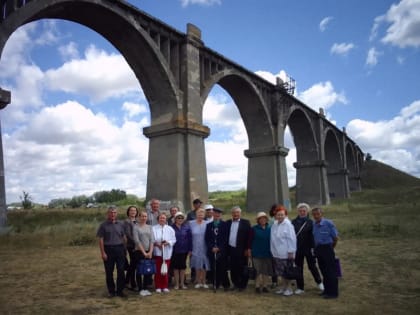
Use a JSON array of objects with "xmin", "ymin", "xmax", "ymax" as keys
[
  {"xmin": 315, "ymin": 244, "xmax": 338, "ymax": 297},
  {"xmin": 228, "ymin": 246, "xmax": 248, "ymax": 289},
  {"xmin": 103, "ymin": 244, "xmax": 126, "ymax": 295},
  {"xmin": 295, "ymin": 248, "xmax": 322, "ymax": 290},
  {"xmin": 209, "ymin": 253, "xmax": 230, "ymax": 289},
  {"xmin": 125, "ymin": 247, "xmax": 137, "ymax": 288}
]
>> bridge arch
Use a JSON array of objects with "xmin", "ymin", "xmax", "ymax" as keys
[
  {"xmin": 202, "ymin": 70, "xmax": 274, "ymax": 147},
  {"xmin": 0, "ymin": 0, "xmax": 180, "ymax": 121}
]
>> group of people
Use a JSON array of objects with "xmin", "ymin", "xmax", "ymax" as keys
[{"xmin": 96, "ymin": 199, "xmax": 339, "ymax": 299}]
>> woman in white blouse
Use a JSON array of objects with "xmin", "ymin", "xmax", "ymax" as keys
[
  {"xmin": 270, "ymin": 205, "xmax": 297, "ymax": 297},
  {"xmin": 153, "ymin": 213, "xmax": 176, "ymax": 293}
]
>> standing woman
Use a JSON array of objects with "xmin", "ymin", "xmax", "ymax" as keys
[
  {"xmin": 270, "ymin": 205, "xmax": 297, "ymax": 297},
  {"xmin": 133, "ymin": 210, "xmax": 155, "ymax": 296},
  {"xmin": 170, "ymin": 211, "xmax": 192, "ymax": 289},
  {"xmin": 124, "ymin": 205, "xmax": 139, "ymax": 291},
  {"xmin": 189, "ymin": 208, "xmax": 210, "ymax": 288},
  {"xmin": 292, "ymin": 203, "xmax": 323, "ymax": 294},
  {"xmin": 153, "ymin": 213, "xmax": 176, "ymax": 293},
  {"xmin": 249, "ymin": 212, "xmax": 272, "ymax": 294}
]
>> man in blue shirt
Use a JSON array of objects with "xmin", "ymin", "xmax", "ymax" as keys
[{"xmin": 312, "ymin": 207, "xmax": 339, "ymax": 299}]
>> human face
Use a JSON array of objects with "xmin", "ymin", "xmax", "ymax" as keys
[
  {"xmin": 175, "ymin": 216, "xmax": 184, "ymax": 225},
  {"xmin": 193, "ymin": 202, "xmax": 202, "ymax": 210},
  {"xmin": 258, "ymin": 216, "xmax": 268, "ymax": 226},
  {"xmin": 231, "ymin": 209, "xmax": 241, "ymax": 221},
  {"xmin": 158, "ymin": 214, "xmax": 167, "ymax": 226},
  {"xmin": 312, "ymin": 209, "xmax": 322, "ymax": 223},
  {"xmin": 170, "ymin": 207, "xmax": 178, "ymax": 217},
  {"xmin": 213, "ymin": 211, "xmax": 221, "ymax": 221},
  {"xmin": 298, "ymin": 207, "xmax": 308, "ymax": 218},
  {"xmin": 275, "ymin": 210, "xmax": 286, "ymax": 223},
  {"xmin": 151, "ymin": 200, "xmax": 160, "ymax": 212},
  {"xmin": 196, "ymin": 210, "xmax": 205, "ymax": 220},
  {"xmin": 107, "ymin": 209, "xmax": 118, "ymax": 222},
  {"xmin": 139, "ymin": 212, "xmax": 148, "ymax": 224},
  {"xmin": 206, "ymin": 209, "xmax": 213, "ymax": 218},
  {"xmin": 128, "ymin": 207, "xmax": 138, "ymax": 218}
]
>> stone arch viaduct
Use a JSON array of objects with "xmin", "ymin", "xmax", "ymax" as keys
[{"xmin": 0, "ymin": 0, "xmax": 364, "ymax": 223}]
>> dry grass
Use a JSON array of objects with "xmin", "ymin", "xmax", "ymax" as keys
[{"xmin": 1, "ymin": 187, "xmax": 420, "ymax": 314}]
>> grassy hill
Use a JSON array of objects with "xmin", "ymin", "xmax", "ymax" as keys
[{"xmin": 361, "ymin": 159, "xmax": 420, "ymax": 189}]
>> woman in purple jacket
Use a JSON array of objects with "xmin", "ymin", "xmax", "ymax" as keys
[{"xmin": 170, "ymin": 211, "xmax": 192, "ymax": 289}]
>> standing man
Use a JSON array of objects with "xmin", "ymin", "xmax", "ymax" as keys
[
  {"xmin": 292, "ymin": 203, "xmax": 323, "ymax": 294},
  {"xmin": 204, "ymin": 204, "xmax": 214, "ymax": 222},
  {"xmin": 97, "ymin": 205, "xmax": 127, "ymax": 298},
  {"xmin": 205, "ymin": 207, "xmax": 230, "ymax": 291},
  {"xmin": 226, "ymin": 206, "xmax": 251, "ymax": 291},
  {"xmin": 187, "ymin": 198, "xmax": 202, "ymax": 221},
  {"xmin": 147, "ymin": 198, "xmax": 160, "ymax": 226},
  {"xmin": 312, "ymin": 207, "xmax": 339, "ymax": 299}
]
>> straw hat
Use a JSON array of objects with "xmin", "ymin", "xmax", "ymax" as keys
[
  {"xmin": 174, "ymin": 211, "xmax": 185, "ymax": 219},
  {"xmin": 256, "ymin": 211, "xmax": 268, "ymax": 221}
]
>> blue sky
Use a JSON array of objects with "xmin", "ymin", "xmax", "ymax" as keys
[{"xmin": 0, "ymin": 0, "xmax": 419, "ymax": 205}]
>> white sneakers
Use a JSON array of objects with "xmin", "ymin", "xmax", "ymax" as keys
[
  {"xmin": 139, "ymin": 290, "xmax": 152, "ymax": 296},
  {"xmin": 318, "ymin": 283, "xmax": 325, "ymax": 291},
  {"xmin": 275, "ymin": 288, "xmax": 293, "ymax": 296},
  {"xmin": 163, "ymin": 288, "xmax": 170, "ymax": 293},
  {"xmin": 294, "ymin": 289, "xmax": 304, "ymax": 295},
  {"xmin": 155, "ymin": 289, "xmax": 162, "ymax": 293},
  {"xmin": 283, "ymin": 289, "xmax": 293, "ymax": 296},
  {"xmin": 194, "ymin": 284, "xmax": 202, "ymax": 289},
  {"xmin": 203, "ymin": 284, "xmax": 209, "ymax": 289}
]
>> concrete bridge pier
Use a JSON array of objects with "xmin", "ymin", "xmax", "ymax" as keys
[
  {"xmin": 143, "ymin": 121, "xmax": 209, "ymax": 211},
  {"xmin": 245, "ymin": 146, "xmax": 290, "ymax": 212},
  {"xmin": 327, "ymin": 168, "xmax": 350, "ymax": 199},
  {"xmin": 294, "ymin": 159, "xmax": 330, "ymax": 206},
  {"xmin": 0, "ymin": 87, "xmax": 11, "ymax": 227}
]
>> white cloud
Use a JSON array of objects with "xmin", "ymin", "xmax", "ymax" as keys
[
  {"xmin": 255, "ymin": 70, "xmax": 288, "ymax": 85},
  {"xmin": 4, "ymin": 101, "xmax": 150, "ymax": 203},
  {"xmin": 298, "ymin": 81, "xmax": 348, "ymax": 111},
  {"xmin": 330, "ymin": 42, "xmax": 356, "ymax": 56},
  {"xmin": 346, "ymin": 100, "xmax": 420, "ymax": 176},
  {"xmin": 366, "ymin": 47, "xmax": 382, "ymax": 67},
  {"xmin": 58, "ymin": 42, "xmax": 79, "ymax": 60},
  {"xmin": 380, "ymin": 0, "xmax": 420, "ymax": 48},
  {"xmin": 44, "ymin": 45, "xmax": 141, "ymax": 103},
  {"xmin": 319, "ymin": 16, "xmax": 334, "ymax": 32},
  {"xmin": 122, "ymin": 101, "xmax": 147, "ymax": 119},
  {"xmin": 180, "ymin": 0, "xmax": 221, "ymax": 7}
]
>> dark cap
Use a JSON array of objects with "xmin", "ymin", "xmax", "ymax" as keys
[
  {"xmin": 212, "ymin": 207, "xmax": 223, "ymax": 213},
  {"xmin": 193, "ymin": 198, "xmax": 202, "ymax": 204}
]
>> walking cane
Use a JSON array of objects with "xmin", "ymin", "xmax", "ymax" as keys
[{"xmin": 213, "ymin": 251, "xmax": 217, "ymax": 293}]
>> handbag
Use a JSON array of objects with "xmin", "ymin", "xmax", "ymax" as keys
[
  {"xmin": 282, "ymin": 260, "xmax": 300, "ymax": 280},
  {"xmin": 160, "ymin": 245, "xmax": 168, "ymax": 275},
  {"xmin": 137, "ymin": 259, "xmax": 156, "ymax": 275},
  {"xmin": 243, "ymin": 257, "xmax": 257, "ymax": 280}
]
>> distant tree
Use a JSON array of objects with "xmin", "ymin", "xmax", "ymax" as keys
[
  {"xmin": 366, "ymin": 153, "xmax": 372, "ymax": 161},
  {"xmin": 20, "ymin": 191, "xmax": 33, "ymax": 209},
  {"xmin": 94, "ymin": 189, "xmax": 126, "ymax": 203},
  {"xmin": 48, "ymin": 198, "xmax": 71, "ymax": 208},
  {"xmin": 68, "ymin": 195, "xmax": 89, "ymax": 208}
]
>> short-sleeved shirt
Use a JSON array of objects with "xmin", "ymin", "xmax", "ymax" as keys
[
  {"xmin": 312, "ymin": 218, "xmax": 338, "ymax": 247},
  {"xmin": 96, "ymin": 220, "xmax": 125, "ymax": 246}
]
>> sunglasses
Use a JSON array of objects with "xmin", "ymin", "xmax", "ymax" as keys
[{"xmin": 176, "ymin": 217, "xmax": 184, "ymax": 219}]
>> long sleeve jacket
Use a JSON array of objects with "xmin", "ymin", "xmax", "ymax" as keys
[{"xmin": 270, "ymin": 218, "xmax": 296, "ymax": 259}]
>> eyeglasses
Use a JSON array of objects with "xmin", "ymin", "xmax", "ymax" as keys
[{"xmin": 176, "ymin": 217, "xmax": 184, "ymax": 220}]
